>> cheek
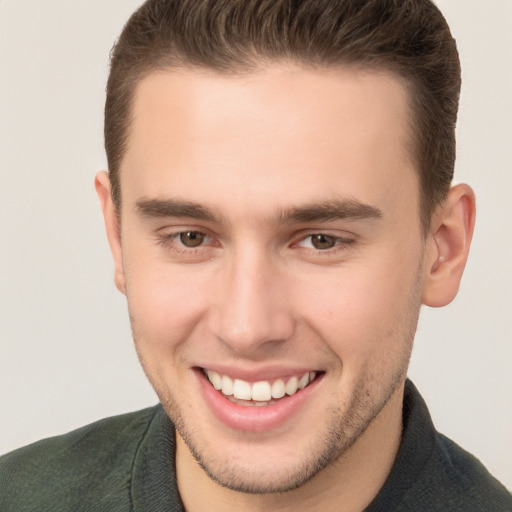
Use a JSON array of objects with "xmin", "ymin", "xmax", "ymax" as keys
[
  {"xmin": 123, "ymin": 253, "xmax": 209, "ymax": 355},
  {"xmin": 294, "ymin": 254, "xmax": 422, "ymax": 361}
]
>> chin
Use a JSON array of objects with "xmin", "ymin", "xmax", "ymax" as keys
[{"xmin": 160, "ymin": 371, "xmax": 404, "ymax": 495}]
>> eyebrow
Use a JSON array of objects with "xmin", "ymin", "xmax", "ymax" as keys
[
  {"xmin": 275, "ymin": 198, "xmax": 383, "ymax": 224},
  {"xmin": 136, "ymin": 198, "xmax": 223, "ymax": 223},
  {"xmin": 135, "ymin": 197, "xmax": 382, "ymax": 225}
]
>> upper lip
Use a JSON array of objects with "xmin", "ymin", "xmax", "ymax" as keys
[{"xmin": 195, "ymin": 364, "xmax": 323, "ymax": 382}]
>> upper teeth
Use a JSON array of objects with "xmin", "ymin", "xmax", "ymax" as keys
[{"xmin": 206, "ymin": 370, "xmax": 317, "ymax": 401}]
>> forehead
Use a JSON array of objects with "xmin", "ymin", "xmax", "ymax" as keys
[{"xmin": 121, "ymin": 65, "xmax": 418, "ymax": 221}]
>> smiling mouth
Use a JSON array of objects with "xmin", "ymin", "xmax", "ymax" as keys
[{"xmin": 202, "ymin": 369, "xmax": 321, "ymax": 406}]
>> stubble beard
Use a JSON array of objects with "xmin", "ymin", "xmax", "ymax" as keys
[
  {"xmin": 137, "ymin": 328, "xmax": 416, "ymax": 495},
  {"xmin": 171, "ymin": 366, "xmax": 409, "ymax": 494},
  {"xmin": 129, "ymin": 264, "xmax": 423, "ymax": 494}
]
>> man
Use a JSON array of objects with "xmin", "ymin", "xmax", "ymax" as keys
[{"xmin": 1, "ymin": 0, "xmax": 510, "ymax": 510}]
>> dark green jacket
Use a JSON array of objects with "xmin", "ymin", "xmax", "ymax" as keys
[{"xmin": 1, "ymin": 381, "xmax": 510, "ymax": 511}]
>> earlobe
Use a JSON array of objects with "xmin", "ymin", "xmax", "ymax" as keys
[
  {"xmin": 95, "ymin": 171, "xmax": 126, "ymax": 295},
  {"xmin": 422, "ymin": 184, "xmax": 476, "ymax": 307}
]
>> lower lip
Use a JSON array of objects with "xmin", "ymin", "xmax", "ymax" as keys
[{"xmin": 196, "ymin": 369, "xmax": 323, "ymax": 433}]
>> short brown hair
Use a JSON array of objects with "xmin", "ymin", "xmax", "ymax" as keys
[{"xmin": 105, "ymin": 0, "xmax": 461, "ymax": 232}]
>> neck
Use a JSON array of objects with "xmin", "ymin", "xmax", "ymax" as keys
[{"xmin": 176, "ymin": 383, "xmax": 404, "ymax": 512}]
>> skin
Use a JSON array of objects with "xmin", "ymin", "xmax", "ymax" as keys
[{"xmin": 96, "ymin": 65, "xmax": 475, "ymax": 512}]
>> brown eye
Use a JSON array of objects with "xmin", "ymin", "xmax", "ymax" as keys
[
  {"xmin": 310, "ymin": 234, "xmax": 337, "ymax": 250},
  {"xmin": 179, "ymin": 231, "xmax": 206, "ymax": 248}
]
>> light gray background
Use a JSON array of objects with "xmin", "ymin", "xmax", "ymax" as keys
[{"xmin": 1, "ymin": 0, "xmax": 511, "ymax": 490}]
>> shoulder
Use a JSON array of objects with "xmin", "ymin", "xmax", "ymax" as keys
[
  {"xmin": 370, "ymin": 381, "xmax": 511, "ymax": 511},
  {"xmin": 0, "ymin": 406, "xmax": 159, "ymax": 512},
  {"xmin": 426, "ymin": 433, "xmax": 512, "ymax": 510},
  {"xmin": 398, "ymin": 381, "xmax": 511, "ymax": 510}
]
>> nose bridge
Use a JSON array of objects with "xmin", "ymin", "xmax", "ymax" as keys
[{"xmin": 211, "ymin": 241, "xmax": 294, "ymax": 352}]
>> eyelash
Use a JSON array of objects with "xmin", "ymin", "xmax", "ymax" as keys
[
  {"xmin": 156, "ymin": 230, "xmax": 355, "ymax": 256},
  {"xmin": 156, "ymin": 231, "xmax": 214, "ymax": 254},
  {"xmin": 295, "ymin": 233, "xmax": 355, "ymax": 252}
]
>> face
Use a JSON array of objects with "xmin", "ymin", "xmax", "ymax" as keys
[{"xmin": 113, "ymin": 66, "xmax": 427, "ymax": 492}]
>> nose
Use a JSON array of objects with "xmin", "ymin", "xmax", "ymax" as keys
[{"xmin": 209, "ymin": 246, "xmax": 296, "ymax": 355}]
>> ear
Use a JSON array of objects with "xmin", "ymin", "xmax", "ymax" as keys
[
  {"xmin": 95, "ymin": 171, "xmax": 126, "ymax": 295},
  {"xmin": 422, "ymin": 184, "xmax": 476, "ymax": 307}
]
